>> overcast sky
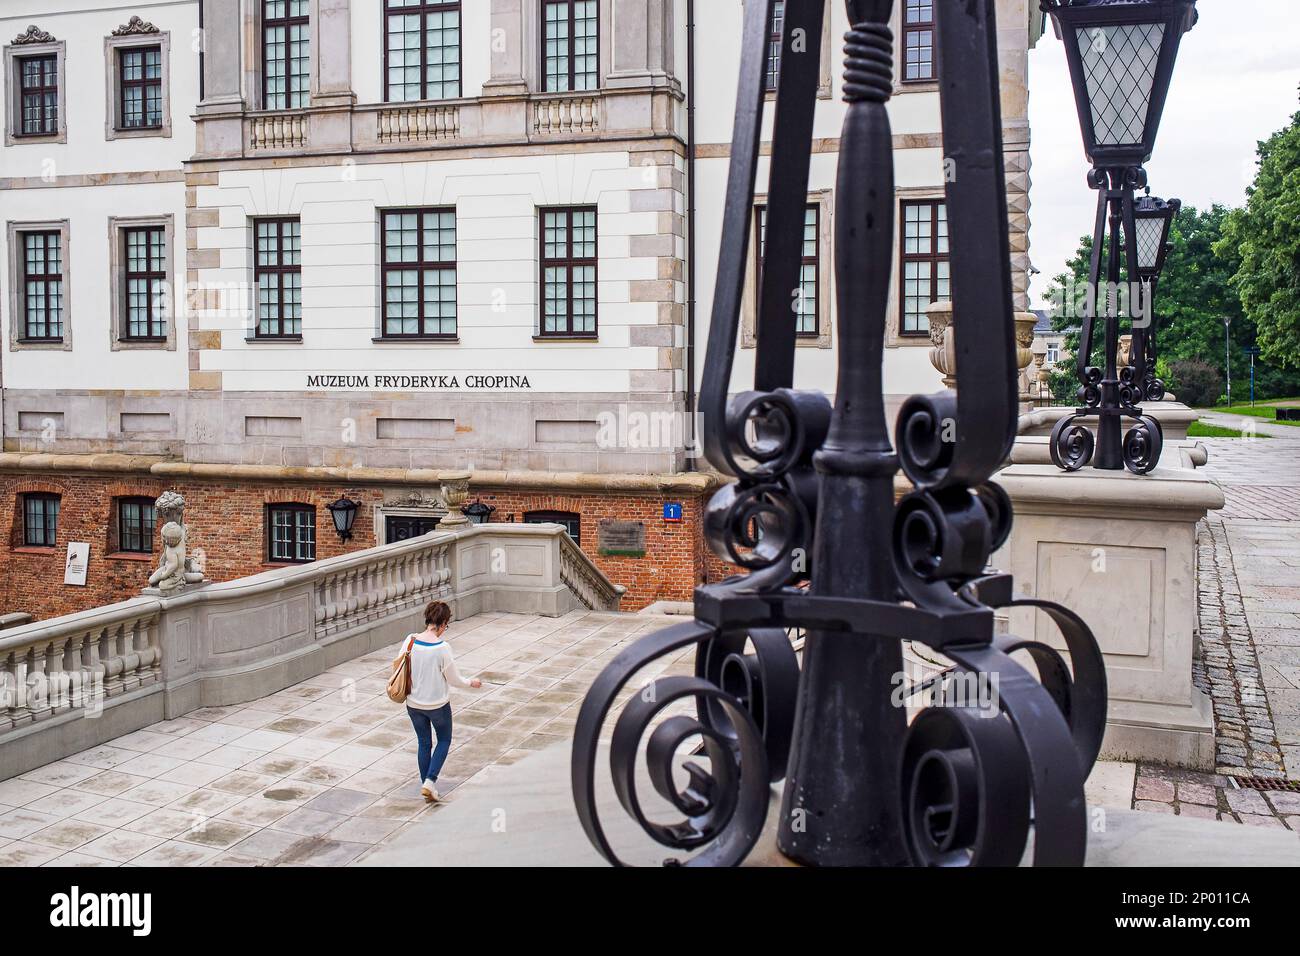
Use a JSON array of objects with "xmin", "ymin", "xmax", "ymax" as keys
[{"xmin": 1027, "ymin": 0, "xmax": 1300, "ymax": 307}]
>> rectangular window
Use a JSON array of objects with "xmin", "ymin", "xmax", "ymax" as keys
[
  {"xmin": 122, "ymin": 227, "xmax": 168, "ymax": 340},
  {"xmin": 381, "ymin": 209, "xmax": 457, "ymax": 338},
  {"xmin": 267, "ymin": 504, "xmax": 316, "ymax": 563},
  {"xmin": 118, "ymin": 498, "xmax": 157, "ymax": 554},
  {"xmin": 543, "ymin": 0, "xmax": 598, "ymax": 93},
  {"xmin": 900, "ymin": 200, "xmax": 949, "ymax": 335},
  {"xmin": 385, "ymin": 0, "xmax": 461, "ymax": 102},
  {"xmin": 17, "ymin": 54, "xmax": 58, "ymax": 135},
  {"xmin": 757, "ymin": 203, "xmax": 820, "ymax": 337},
  {"xmin": 903, "ymin": 0, "xmax": 935, "ymax": 82},
  {"xmin": 118, "ymin": 46, "xmax": 163, "ymax": 129},
  {"xmin": 524, "ymin": 510, "xmax": 580, "ymax": 542},
  {"xmin": 22, "ymin": 494, "xmax": 59, "ymax": 547},
  {"xmin": 539, "ymin": 207, "xmax": 597, "ymax": 337},
  {"xmin": 21, "ymin": 231, "xmax": 63, "ymax": 341},
  {"xmin": 263, "ymin": 0, "xmax": 310, "ymax": 109},
  {"xmin": 254, "ymin": 218, "xmax": 302, "ymax": 338},
  {"xmin": 765, "ymin": 0, "xmax": 786, "ymax": 92},
  {"xmin": 1046, "ymin": 344, "xmax": 1060, "ymax": 365}
]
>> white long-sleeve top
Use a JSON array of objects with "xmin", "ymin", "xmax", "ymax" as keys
[{"xmin": 400, "ymin": 635, "xmax": 475, "ymax": 710}]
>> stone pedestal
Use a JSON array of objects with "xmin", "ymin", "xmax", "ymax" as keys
[{"xmin": 993, "ymin": 464, "xmax": 1225, "ymax": 769}]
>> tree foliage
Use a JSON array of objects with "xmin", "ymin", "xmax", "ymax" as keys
[{"xmin": 1217, "ymin": 102, "xmax": 1300, "ymax": 372}]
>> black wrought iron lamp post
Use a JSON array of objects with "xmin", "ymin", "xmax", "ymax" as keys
[
  {"xmin": 569, "ymin": 0, "xmax": 1108, "ymax": 868},
  {"xmin": 1130, "ymin": 189, "xmax": 1180, "ymax": 402},
  {"xmin": 1042, "ymin": 0, "xmax": 1197, "ymax": 474}
]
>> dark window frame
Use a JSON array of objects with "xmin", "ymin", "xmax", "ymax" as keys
[
  {"xmin": 523, "ymin": 509, "xmax": 581, "ymax": 543},
  {"xmin": 21, "ymin": 492, "xmax": 60, "ymax": 548},
  {"xmin": 121, "ymin": 226, "xmax": 168, "ymax": 341},
  {"xmin": 764, "ymin": 0, "xmax": 786, "ymax": 92},
  {"xmin": 541, "ymin": 0, "xmax": 599, "ymax": 93},
  {"xmin": 16, "ymin": 53, "xmax": 59, "ymax": 137},
  {"xmin": 253, "ymin": 217, "xmax": 303, "ymax": 339},
  {"xmin": 266, "ymin": 502, "xmax": 317, "ymax": 564},
  {"xmin": 538, "ymin": 206, "xmax": 598, "ymax": 339},
  {"xmin": 20, "ymin": 230, "xmax": 64, "ymax": 342},
  {"xmin": 383, "ymin": 0, "xmax": 463, "ymax": 103},
  {"xmin": 902, "ymin": 0, "xmax": 936, "ymax": 83},
  {"xmin": 756, "ymin": 201, "xmax": 821, "ymax": 339},
  {"xmin": 379, "ymin": 207, "xmax": 458, "ymax": 340},
  {"xmin": 117, "ymin": 44, "xmax": 163, "ymax": 130},
  {"xmin": 262, "ymin": 0, "xmax": 311, "ymax": 110},
  {"xmin": 116, "ymin": 496, "xmax": 157, "ymax": 555},
  {"xmin": 899, "ymin": 198, "xmax": 949, "ymax": 336}
]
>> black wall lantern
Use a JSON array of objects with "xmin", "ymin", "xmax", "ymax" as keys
[
  {"xmin": 462, "ymin": 498, "xmax": 496, "ymax": 525},
  {"xmin": 325, "ymin": 497, "xmax": 360, "ymax": 541},
  {"xmin": 1042, "ymin": 0, "xmax": 1197, "ymax": 474}
]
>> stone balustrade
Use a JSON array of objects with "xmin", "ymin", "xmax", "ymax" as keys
[
  {"xmin": 247, "ymin": 111, "xmax": 310, "ymax": 151},
  {"xmin": 376, "ymin": 103, "xmax": 461, "ymax": 144},
  {"xmin": 0, "ymin": 524, "xmax": 618, "ymax": 781},
  {"xmin": 532, "ymin": 94, "xmax": 601, "ymax": 136}
]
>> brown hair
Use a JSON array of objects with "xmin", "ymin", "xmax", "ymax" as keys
[{"xmin": 424, "ymin": 600, "xmax": 452, "ymax": 630}]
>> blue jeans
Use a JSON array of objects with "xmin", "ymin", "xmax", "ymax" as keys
[{"xmin": 407, "ymin": 704, "xmax": 453, "ymax": 783}]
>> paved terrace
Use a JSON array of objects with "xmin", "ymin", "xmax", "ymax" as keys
[{"xmin": 0, "ymin": 610, "xmax": 675, "ymax": 866}]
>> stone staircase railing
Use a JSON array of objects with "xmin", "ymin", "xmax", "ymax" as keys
[{"xmin": 0, "ymin": 524, "xmax": 618, "ymax": 780}]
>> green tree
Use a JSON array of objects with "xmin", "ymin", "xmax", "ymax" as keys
[
  {"xmin": 1217, "ymin": 102, "xmax": 1300, "ymax": 372},
  {"xmin": 1044, "ymin": 202, "xmax": 1300, "ymax": 403}
]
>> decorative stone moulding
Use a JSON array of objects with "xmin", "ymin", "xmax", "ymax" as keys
[
  {"xmin": 113, "ymin": 16, "xmax": 161, "ymax": 36},
  {"xmin": 13, "ymin": 25, "xmax": 56, "ymax": 44}
]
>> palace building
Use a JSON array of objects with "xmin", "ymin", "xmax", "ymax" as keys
[{"xmin": 0, "ymin": 0, "xmax": 1042, "ymax": 619}]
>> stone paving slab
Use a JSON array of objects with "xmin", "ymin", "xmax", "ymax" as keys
[{"xmin": 0, "ymin": 609, "xmax": 679, "ymax": 867}]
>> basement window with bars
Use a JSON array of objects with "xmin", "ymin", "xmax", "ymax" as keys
[
  {"xmin": 267, "ymin": 504, "xmax": 316, "ymax": 563},
  {"xmin": 116, "ymin": 497, "xmax": 157, "ymax": 554},
  {"xmin": 263, "ymin": 0, "xmax": 310, "ymax": 109},
  {"xmin": 539, "ymin": 207, "xmax": 597, "ymax": 338},
  {"xmin": 385, "ymin": 0, "xmax": 461, "ymax": 102},
  {"xmin": 22, "ymin": 493, "xmax": 60, "ymax": 548},
  {"xmin": 542, "ymin": 0, "xmax": 598, "ymax": 93},
  {"xmin": 524, "ymin": 510, "xmax": 580, "ymax": 543}
]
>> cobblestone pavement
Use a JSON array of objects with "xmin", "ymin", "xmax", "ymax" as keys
[
  {"xmin": 1129, "ymin": 433, "xmax": 1300, "ymax": 834},
  {"xmin": 0, "ymin": 610, "xmax": 678, "ymax": 866}
]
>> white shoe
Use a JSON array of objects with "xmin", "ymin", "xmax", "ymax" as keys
[{"xmin": 421, "ymin": 780, "xmax": 440, "ymax": 802}]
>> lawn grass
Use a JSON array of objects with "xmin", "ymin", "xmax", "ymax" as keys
[
  {"xmin": 1188, "ymin": 421, "xmax": 1273, "ymax": 439},
  {"xmin": 1206, "ymin": 397, "xmax": 1300, "ymax": 426}
]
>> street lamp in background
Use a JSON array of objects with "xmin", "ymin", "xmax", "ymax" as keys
[
  {"xmin": 1042, "ymin": 0, "xmax": 1198, "ymax": 474},
  {"xmin": 1130, "ymin": 189, "xmax": 1180, "ymax": 401},
  {"xmin": 1224, "ymin": 316, "xmax": 1233, "ymax": 407}
]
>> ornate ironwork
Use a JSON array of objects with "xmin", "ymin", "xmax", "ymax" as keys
[
  {"xmin": 570, "ymin": 0, "xmax": 1108, "ymax": 867},
  {"xmin": 1043, "ymin": 0, "xmax": 1197, "ymax": 474}
]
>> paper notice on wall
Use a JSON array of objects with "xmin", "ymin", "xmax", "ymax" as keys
[{"xmin": 64, "ymin": 543, "xmax": 90, "ymax": 586}]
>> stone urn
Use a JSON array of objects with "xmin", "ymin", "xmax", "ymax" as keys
[
  {"xmin": 437, "ymin": 471, "xmax": 472, "ymax": 529},
  {"xmin": 1014, "ymin": 312, "xmax": 1038, "ymax": 411},
  {"xmin": 926, "ymin": 300, "xmax": 956, "ymax": 389}
]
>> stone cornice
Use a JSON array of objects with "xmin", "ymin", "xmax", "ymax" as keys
[
  {"xmin": 112, "ymin": 16, "xmax": 161, "ymax": 37},
  {"xmin": 11, "ymin": 25, "xmax": 56, "ymax": 45},
  {"xmin": 0, "ymin": 453, "xmax": 721, "ymax": 495}
]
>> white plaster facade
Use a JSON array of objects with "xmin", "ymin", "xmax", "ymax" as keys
[{"xmin": 1, "ymin": 0, "xmax": 1042, "ymax": 475}]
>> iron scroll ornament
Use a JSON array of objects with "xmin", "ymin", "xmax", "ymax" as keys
[{"xmin": 570, "ymin": 0, "xmax": 1109, "ymax": 867}]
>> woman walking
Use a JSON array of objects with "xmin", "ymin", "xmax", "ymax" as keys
[{"xmin": 394, "ymin": 600, "xmax": 482, "ymax": 802}]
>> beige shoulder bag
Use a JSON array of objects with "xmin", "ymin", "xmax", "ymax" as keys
[{"xmin": 387, "ymin": 638, "xmax": 414, "ymax": 704}]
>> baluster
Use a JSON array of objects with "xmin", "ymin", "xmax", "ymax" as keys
[
  {"xmin": 100, "ymin": 625, "xmax": 125, "ymax": 698},
  {"xmin": 2, "ymin": 650, "xmax": 29, "ymax": 727},
  {"xmin": 45, "ymin": 638, "xmax": 70, "ymax": 714}
]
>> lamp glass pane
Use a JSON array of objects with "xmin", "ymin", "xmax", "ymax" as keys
[
  {"xmin": 1134, "ymin": 216, "xmax": 1166, "ymax": 270},
  {"xmin": 1076, "ymin": 22, "xmax": 1165, "ymax": 147}
]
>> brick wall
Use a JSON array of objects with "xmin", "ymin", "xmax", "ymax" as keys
[{"xmin": 0, "ymin": 473, "xmax": 736, "ymax": 621}]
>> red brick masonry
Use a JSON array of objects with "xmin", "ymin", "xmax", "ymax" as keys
[{"xmin": 0, "ymin": 473, "xmax": 735, "ymax": 621}]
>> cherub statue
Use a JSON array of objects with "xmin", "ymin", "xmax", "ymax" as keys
[{"xmin": 148, "ymin": 522, "xmax": 188, "ymax": 592}]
